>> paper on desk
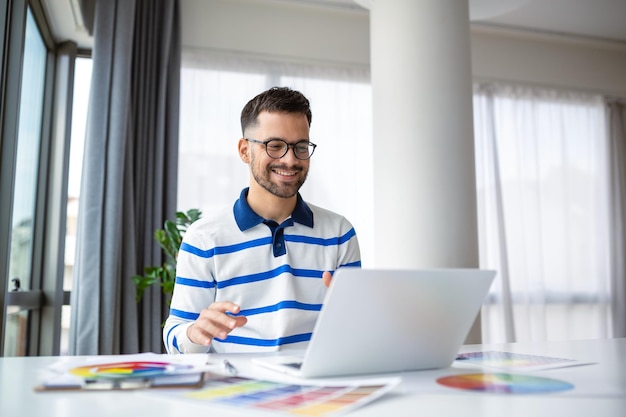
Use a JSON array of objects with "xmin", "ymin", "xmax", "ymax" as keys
[
  {"xmin": 145, "ymin": 372, "xmax": 401, "ymax": 417},
  {"xmin": 34, "ymin": 353, "xmax": 212, "ymax": 391},
  {"xmin": 454, "ymin": 351, "xmax": 595, "ymax": 372}
]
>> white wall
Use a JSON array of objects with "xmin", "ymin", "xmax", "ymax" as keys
[
  {"xmin": 181, "ymin": 0, "xmax": 626, "ymax": 96},
  {"xmin": 181, "ymin": 0, "xmax": 370, "ymax": 67},
  {"xmin": 471, "ymin": 25, "xmax": 626, "ymax": 96}
]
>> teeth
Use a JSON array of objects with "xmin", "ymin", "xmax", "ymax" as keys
[{"xmin": 274, "ymin": 169, "xmax": 296, "ymax": 176}]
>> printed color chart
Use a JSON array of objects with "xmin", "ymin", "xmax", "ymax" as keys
[
  {"xmin": 181, "ymin": 375, "xmax": 394, "ymax": 416},
  {"xmin": 454, "ymin": 351, "xmax": 589, "ymax": 371}
]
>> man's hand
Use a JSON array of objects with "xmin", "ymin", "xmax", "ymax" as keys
[
  {"xmin": 187, "ymin": 301, "xmax": 248, "ymax": 346},
  {"xmin": 322, "ymin": 271, "xmax": 333, "ymax": 288}
]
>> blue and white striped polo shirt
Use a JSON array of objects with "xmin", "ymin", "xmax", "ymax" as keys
[{"xmin": 163, "ymin": 188, "xmax": 361, "ymax": 354}]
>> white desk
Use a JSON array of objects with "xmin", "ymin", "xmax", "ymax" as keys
[{"xmin": 1, "ymin": 338, "xmax": 625, "ymax": 417}]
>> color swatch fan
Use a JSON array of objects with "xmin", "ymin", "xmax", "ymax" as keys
[{"xmin": 69, "ymin": 361, "xmax": 193, "ymax": 379}]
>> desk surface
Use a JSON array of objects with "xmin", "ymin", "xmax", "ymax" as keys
[{"xmin": 2, "ymin": 338, "xmax": 625, "ymax": 417}]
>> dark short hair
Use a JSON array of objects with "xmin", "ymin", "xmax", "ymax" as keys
[{"xmin": 240, "ymin": 87, "xmax": 312, "ymax": 135}]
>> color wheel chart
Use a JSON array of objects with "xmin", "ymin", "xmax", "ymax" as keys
[
  {"xmin": 437, "ymin": 373, "xmax": 575, "ymax": 394},
  {"xmin": 69, "ymin": 361, "xmax": 193, "ymax": 379},
  {"xmin": 180, "ymin": 375, "xmax": 393, "ymax": 416}
]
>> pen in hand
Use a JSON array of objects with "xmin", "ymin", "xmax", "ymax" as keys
[{"xmin": 223, "ymin": 359, "xmax": 238, "ymax": 375}]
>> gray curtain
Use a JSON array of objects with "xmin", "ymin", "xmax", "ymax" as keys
[
  {"xmin": 69, "ymin": 0, "xmax": 180, "ymax": 355},
  {"xmin": 606, "ymin": 99, "xmax": 626, "ymax": 338}
]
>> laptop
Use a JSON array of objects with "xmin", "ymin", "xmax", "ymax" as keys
[{"xmin": 252, "ymin": 268, "xmax": 496, "ymax": 378}]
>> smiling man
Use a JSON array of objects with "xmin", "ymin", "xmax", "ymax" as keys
[{"xmin": 163, "ymin": 87, "xmax": 361, "ymax": 354}]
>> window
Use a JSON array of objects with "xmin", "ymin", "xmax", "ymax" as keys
[
  {"xmin": 1, "ymin": 1, "xmax": 87, "ymax": 356},
  {"xmin": 3, "ymin": 7, "xmax": 47, "ymax": 356},
  {"xmin": 179, "ymin": 53, "xmax": 614, "ymax": 344},
  {"xmin": 60, "ymin": 57, "xmax": 92, "ymax": 355},
  {"xmin": 474, "ymin": 84, "xmax": 611, "ymax": 343},
  {"xmin": 178, "ymin": 50, "xmax": 374, "ymax": 263}
]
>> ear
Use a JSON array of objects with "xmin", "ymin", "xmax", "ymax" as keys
[{"xmin": 238, "ymin": 138, "xmax": 250, "ymax": 163}]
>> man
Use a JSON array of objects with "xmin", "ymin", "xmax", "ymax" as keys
[{"xmin": 163, "ymin": 87, "xmax": 361, "ymax": 354}]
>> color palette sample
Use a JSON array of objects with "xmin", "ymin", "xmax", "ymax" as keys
[
  {"xmin": 69, "ymin": 361, "xmax": 193, "ymax": 379},
  {"xmin": 437, "ymin": 373, "xmax": 575, "ymax": 394},
  {"xmin": 183, "ymin": 375, "xmax": 393, "ymax": 416}
]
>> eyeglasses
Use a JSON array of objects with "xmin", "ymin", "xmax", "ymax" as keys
[{"xmin": 245, "ymin": 138, "xmax": 317, "ymax": 160}]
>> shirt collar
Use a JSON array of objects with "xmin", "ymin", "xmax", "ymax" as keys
[{"xmin": 234, "ymin": 187, "xmax": 314, "ymax": 231}]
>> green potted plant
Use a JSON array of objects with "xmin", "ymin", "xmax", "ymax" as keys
[{"xmin": 132, "ymin": 208, "xmax": 202, "ymax": 303}]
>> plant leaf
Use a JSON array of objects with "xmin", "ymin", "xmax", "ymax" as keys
[{"xmin": 131, "ymin": 209, "xmax": 202, "ymax": 303}]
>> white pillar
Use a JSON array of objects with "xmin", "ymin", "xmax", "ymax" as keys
[
  {"xmin": 358, "ymin": 0, "xmax": 482, "ymax": 342},
  {"xmin": 362, "ymin": 0, "xmax": 478, "ymax": 270}
]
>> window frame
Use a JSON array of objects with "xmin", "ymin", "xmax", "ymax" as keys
[{"xmin": 0, "ymin": 0, "xmax": 82, "ymax": 356}]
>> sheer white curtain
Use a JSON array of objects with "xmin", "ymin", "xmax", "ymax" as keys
[
  {"xmin": 473, "ymin": 83, "xmax": 613, "ymax": 343},
  {"xmin": 178, "ymin": 48, "xmax": 374, "ymax": 263}
]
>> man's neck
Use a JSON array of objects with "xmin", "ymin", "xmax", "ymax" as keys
[{"xmin": 246, "ymin": 185, "xmax": 297, "ymax": 223}]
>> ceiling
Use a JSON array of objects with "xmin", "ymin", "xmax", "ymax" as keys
[{"xmin": 42, "ymin": 0, "xmax": 626, "ymax": 51}]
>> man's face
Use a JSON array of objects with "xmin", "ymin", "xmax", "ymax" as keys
[{"xmin": 241, "ymin": 111, "xmax": 311, "ymax": 199}]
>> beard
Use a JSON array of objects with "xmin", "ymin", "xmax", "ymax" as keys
[{"xmin": 250, "ymin": 153, "xmax": 308, "ymax": 199}]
